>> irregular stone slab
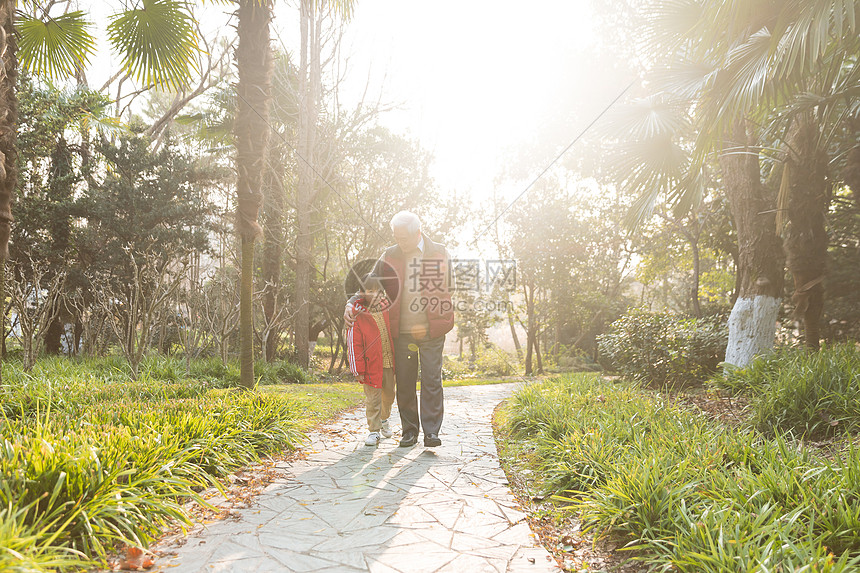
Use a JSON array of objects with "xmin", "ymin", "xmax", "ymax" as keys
[{"xmin": 155, "ymin": 383, "xmax": 558, "ymax": 572}]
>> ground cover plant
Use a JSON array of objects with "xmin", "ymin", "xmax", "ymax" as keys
[
  {"xmin": 0, "ymin": 355, "xmax": 364, "ymax": 570},
  {"xmin": 713, "ymin": 343, "xmax": 860, "ymax": 439},
  {"xmin": 499, "ymin": 373, "xmax": 860, "ymax": 571}
]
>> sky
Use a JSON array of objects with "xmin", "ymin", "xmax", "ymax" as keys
[
  {"xmin": 88, "ymin": 1, "xmax": 633, "ymax": 209},
  {"xmin": 328, "ymin": 0, "xmax": 600, "ymax": 194}
]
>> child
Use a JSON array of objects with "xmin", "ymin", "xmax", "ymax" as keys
[{"xmin": 347, "ymin": 275, "xmax": 396, "ymax": 446}]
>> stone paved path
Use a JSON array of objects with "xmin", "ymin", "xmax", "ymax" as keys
[{"xmin": 156, "ymin": 383, "xmax": 559, "ymax": 572}]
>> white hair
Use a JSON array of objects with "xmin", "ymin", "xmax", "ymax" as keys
[{"xmin": 390, "ymin": 211, "xmax": 422, "ymax": 234}]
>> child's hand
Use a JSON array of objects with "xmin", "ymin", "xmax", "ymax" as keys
[{"xmin": 344, "ymin": 302, "xmax": 359, "ymax": 327}]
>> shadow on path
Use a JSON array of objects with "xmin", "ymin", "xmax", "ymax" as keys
[{"xmin": 156, "ymin": 384, "xmax": 557, "ymax": 573}]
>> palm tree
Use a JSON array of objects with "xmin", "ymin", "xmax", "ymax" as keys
[
  {"xmin": 687, "ymin": 0, "xmax": 859, "ymax": 350},
  {"xmin": 293, "ymin": 0, "xmax": 354, "ymax": 369},
  {"xmin": 0, "ymin": 2, "xmax": 17, "ymax": 375},
  {"xmin": 186, "ymin": 0, "xmax": 353, "ymax": 384},
  {"xmin": 614, "ymin": 0, "xmax": 859, "ymax": 363},
  {"xmin": 234, "ymin": 0, "xmax": 274, "ymax": 388}
]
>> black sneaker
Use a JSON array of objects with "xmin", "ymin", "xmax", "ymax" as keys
[
  {"xmin": 424, "ymin": 434, "xmax": 441, "ymax": 447},
  {"xmin": 399, "ymin": 433, "xmax": 418, "ymax": 447}
]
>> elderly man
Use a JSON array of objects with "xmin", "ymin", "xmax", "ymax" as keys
[{"xmin": 345, "ymin": 211, "xmax": 454, "ymax": 447}]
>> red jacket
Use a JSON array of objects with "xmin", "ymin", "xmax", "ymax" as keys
[{"xmin": 347, "ymin": 298, "xmax": 394, "ymax": 389}]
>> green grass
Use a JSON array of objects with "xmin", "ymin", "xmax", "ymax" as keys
[
  {"xmin": 261, "ymin": 383, "xmax": 364, "ymax": 429},
  {"xmin": 713, "ymin": 343, "xmax": 860, "ymax": 438},
  {"xmin": 499, "ymin": 373, "xmax": 860, "ymax": 571},
  {"xmin": 0, "ymin": 355, "xmax": 363, "ymax": 570}
]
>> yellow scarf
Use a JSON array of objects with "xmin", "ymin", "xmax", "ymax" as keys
[{"xmin": 370, "ymin": 312, "xmax": 393, "ymax": 368}]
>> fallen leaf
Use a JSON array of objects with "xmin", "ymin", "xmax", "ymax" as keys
[{"xmin": 117, "ymin": 546, "xmax": 156, "ymax": 571}]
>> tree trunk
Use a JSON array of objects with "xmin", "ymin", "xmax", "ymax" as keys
[
  {"xmin": 783, "ymin": 116, "xmax": 828, "ymax": 350},
  {"xmin": 44, "ymin": 317, "xmax": 64, "ymax": 355},
  {"xmin": 721, "ymin": 121, "xmax": 784, "ymax": 367},
  {"xmin": 73, "ymin": 319, "xmax": 83, "ymax": 357},
  {"xmin": 507, "ymin": 305, "xmax": 522, "ymax": 359},
  {"xmin": 294, "ymin": 0, "xmax": 321, "ymax": 369},
  {"xmin": 690, "ymin": 235, "xmax": 701, "ymax": 318},
  {"xmin": 262, "ymin": 144, "xmax": 285, "ymax": 362},
  {"xmin": 524, "ymin": 282, "xmax": 535, "ymax": 375},
  {"xmin": 0, "ymin": 260, "xmax": 4, "ymax": 372},
  {"xmin": 234, "ymin": 0, "xmax": 274, "ymax": 388},
  {"xmin": 730, "ymin": 249, "xmax": 741, "ymax": 304},
  {"xmin": 240, "ymin": 236, "xmax": 255, "ymax": 387},
  {"xmin": 0, "ymin": 0, "xmax": 17, "ymax": 380},
  {"xmin": 328, "ymin": 320, "xmax": 343, "ymax": 373},
  {"xmin": 294, "ymin": 205, "xmax": 313, "ymax": 368}
]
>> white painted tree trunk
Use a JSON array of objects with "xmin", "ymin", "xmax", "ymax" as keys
[{"xmin": 725, "ymin": 295, "xmax": 781, "ymax": 367}]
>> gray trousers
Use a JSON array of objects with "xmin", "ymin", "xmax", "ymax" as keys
[{"xmin": 394, "ymin": 334, "xmax": 445, "ymax": 437}]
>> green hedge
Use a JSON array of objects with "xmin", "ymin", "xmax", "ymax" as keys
[{"xmin": 597, "ymin": 311, "xmax": 727, "ymax": 386}]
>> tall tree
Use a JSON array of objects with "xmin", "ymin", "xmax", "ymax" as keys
[
  {"xmin": 293, "ymin": 0, "xmax": 354, "ymax": 369},
  {"xmin": 234, "ymin": 0, "xmax": 274, "ymax": 388},
  {"xmin": 294, "ymin": 0, "xmax": 323, "ymax": 369},
  {"xmin": 0, "ymin": 0, "xmax": 17, "ymax": 375},
  {"xmin": 719, "ymin": 121, "xmax": 784, "ymax": 366},
  {"xmin": 688, "ymin": 0, "xmax": 859, "ymax": 350},
  {"xmin": 261, "ymin": 52, "xmax": 299, "ymax": 362}
]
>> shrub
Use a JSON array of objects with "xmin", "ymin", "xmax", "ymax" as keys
[
  {"xmin": 442, "ymin": 345, "xmax": 516, "ymax": 379},
  {"xmin": 597, "ymin": 311, "xmax": 727, "ymax": 386},
  {"xmin": 441, "ymin": 356, "xmax": 473, "ymax": 380},
  {"xmin": 256, "ymin": 360, "xmax": 311, "ymax": 385},
  {"xmin": 474, "ymin": 346, "xmax": 516, "ymax": 377},
  {"xmin": 714, "ymin": 344, "xmax": 860, "ymax": 438}
]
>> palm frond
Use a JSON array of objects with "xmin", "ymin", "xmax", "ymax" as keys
[
  {"xmin": 615, "ymin": 134, "xmax": 693, "ymax": 230},
  {"xmin": 671, "ymin": 167, "xmax": 707, "ymax": 216},
  {"xmin": 605, "ymin": 95, "xmax": 690, "ymax": 140},
  {"xmin": 17, "ymin": 11, "xmax": 96, "ymax": 79},
  {"xmin": 624, "ymin": 181, "xmax": 665, "ymax": 231},
  {"xmin": 80, "ymin": 112, "xmax": 128, "ymax": 138},
  {"xmin": 714, "ymin": 28, "xmax": 774, "ymax": 118},
  {"xmin": 688, "ymin": 0, "xmax": 774, "ymax": 61},
  {"xmin": 640, "ymin": 0, "xmax": 704, "ymax": 58},
  {"xmin": 106, "ymin": 0, "xmax": 201, "ymax": 92},
  {"xmin": 776, "ymin": 160, "xmax": 791, "ymax": 233},
  {"xmin": 650, "ymin": 58, "xmax": 717, "ymax": 101}
]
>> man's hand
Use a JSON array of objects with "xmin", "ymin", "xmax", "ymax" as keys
[
  {"xmin": 344, "ymin": 301, "xmax": 359, "ymax": 328},
  {"xmin": 354, "ymin": 374, "xmax": 365, "ymax": 384}
]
